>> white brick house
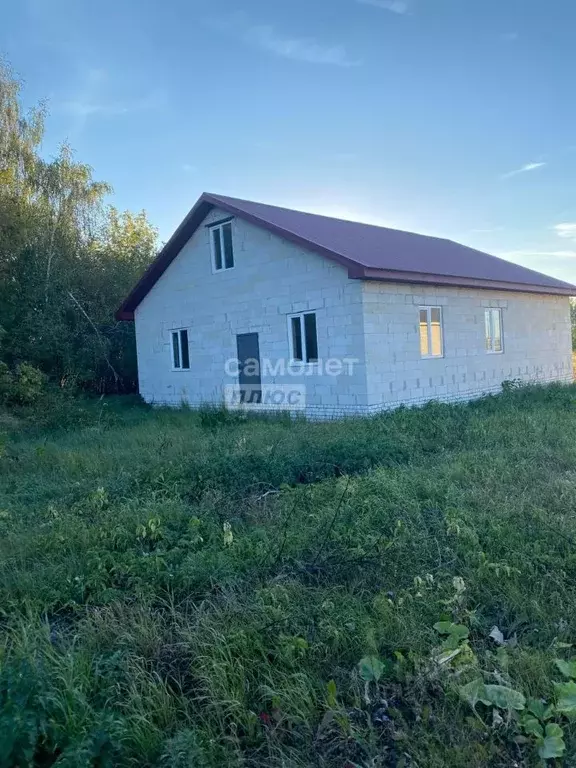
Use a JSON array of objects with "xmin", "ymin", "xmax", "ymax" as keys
[{"xmin": 117, "ymin": 193, "xmax": 575, "ymax": 417}]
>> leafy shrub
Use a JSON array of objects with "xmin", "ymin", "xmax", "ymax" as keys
[
  {"xmin": 11, "ymin": 363, "xmax": 46, "ymax": 404},
  {"xmin": 0, "ymin": 361, "xmax": 45, "ymax": 405}
]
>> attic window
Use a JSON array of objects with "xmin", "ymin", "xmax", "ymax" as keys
[{"xmin": 210, "ymin": 221, "xmax": 234, "ymax": 271}]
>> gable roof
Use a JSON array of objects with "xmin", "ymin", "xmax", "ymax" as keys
[{"xmin": 116, "ymin": 192, "xmax": 576, "ymax": 320}]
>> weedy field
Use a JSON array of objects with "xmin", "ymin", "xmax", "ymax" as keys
[{"xmin": 2, "ymin": 386, "xmax": 576, "ymax": 767}]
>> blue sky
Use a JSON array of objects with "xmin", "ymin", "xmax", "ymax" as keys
[{"xmin": 3, "ymin": 0, "xmax": 576, "ymax": 282}]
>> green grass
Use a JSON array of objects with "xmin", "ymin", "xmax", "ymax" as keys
[{"xmin": 2, "ymin": 386, "xmax": 576, "ymax": 765}]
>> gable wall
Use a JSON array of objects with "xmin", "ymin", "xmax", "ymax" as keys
[
  {"xmin": 361, "ymin": 281, "xmax": 573, "ymax": 408},
  {"xmin": 134, "ymin": 208, "xmax": 368, "ymax": 414}
]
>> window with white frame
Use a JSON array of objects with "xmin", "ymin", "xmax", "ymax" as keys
[
  {"xmin": 209, "ymin": 220, "xmax": 234, "ymax": 271},
  {"xmin": 289, "ymin": 312, "xmax": 318, "ymax": 363},
  {"xmin": 485, "ymin": 308, "xmax": 503, "ymax": 353},
  {"xmin": 419, "ymin": 306, "xmax": 443, "ymax": 358},
  {"xmin": 171, "ymin": 329, "xmax": 190, "ymax": 369}
]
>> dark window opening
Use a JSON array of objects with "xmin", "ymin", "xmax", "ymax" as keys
[
  {"xmin": 304, "ymin": 313, "xmax": 318, "ymax": 362},
  {"xmin": 171, "ymin": 329, "xmax": 190, "ymax": 370},
  {"xmin": 290, "ymin": 312, "xmax": 318, "ymax": 363},
  {"xmin": 291, "ymin": 316, "xmax": 303, "ymax": 361},
  {"xmin": 180, "ymin": 329, "xmax": 190, "ymax": 369},
  {"xmin": 222, "ymin": 223, "xmax": 234, "ymax": 269},
  {"xmin": 172, "ymin": 331, "xmax": 180, "ymax": 368},
  {"xmin": 212, "ymin": 228, "xmax": 223, "ymax": 271}
]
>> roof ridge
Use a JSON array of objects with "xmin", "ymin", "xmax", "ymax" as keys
[{"xmin": 208, "ymin": 192, "xmax": 447, "ymax": 240}]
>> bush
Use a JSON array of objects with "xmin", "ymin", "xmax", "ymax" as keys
[
  {"xmin": 12, "ymin": 363, "xmax": 46, "ymax": 405},
  {"xmin": 0, "ymin": 362, "xmax": 45, "ymax": 406}
]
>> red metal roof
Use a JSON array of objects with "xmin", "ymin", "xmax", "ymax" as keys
[{"xmin": 117, "ymin": 192, "xmax": 576, "ymax": 320}]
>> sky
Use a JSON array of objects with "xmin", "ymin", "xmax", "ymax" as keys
[{"xmin": 3, "ymin": 0, "xmax": 576, "ymax": 282}]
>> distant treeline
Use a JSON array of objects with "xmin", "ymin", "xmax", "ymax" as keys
[{"xmin": 0, "ymin": 61, "xmax": 157, "ymax": 401}]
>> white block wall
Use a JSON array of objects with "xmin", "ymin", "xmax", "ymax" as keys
[
  {"xmin": 362, "ymin": 281, "xmax": 573, "ymax": 409},
  {"xmin": 134, "ymin": 208, "xmax": 368, "ymax": 417},
  {"xmin": 134, "ymin": 208, "xmax": 573, "ymax": 417}
]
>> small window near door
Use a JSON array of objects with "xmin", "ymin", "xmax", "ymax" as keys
[
  {"xmin": 171, "ymin": 329, "xmax": 190, "ymax": 369},
  {"xmin": 419, "ymin": 306, "xmax": 443, "ymax": 358},
  {"xmin": 485, "ymin": 308, "xmax": 503, "ymax": 353},
  {"xmin": 210, "ymin": 221, "xmax": 234, "ymax": 271},
  {"xmin": 289, "ymin": 312, "xmax": 318, "ymax": 363}
]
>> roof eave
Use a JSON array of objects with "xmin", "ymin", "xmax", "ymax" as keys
[{"xmin": 351, "ymin": 266, "xmax": 576, "ymax": 296}]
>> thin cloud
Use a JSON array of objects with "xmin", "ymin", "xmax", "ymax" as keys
[
  {"xmin": 208, "ymin": 14, "xmax": 361, "ymax": 67},
  {"xmin": 554, "ymin": 223, "xmax": 576, "ymax": 242},
  {"xmin": 62, "ymin": 100, "xmax": 130, "ymax": 118},
  {"xmin": 59, "ymin": 69, "xmax": 163, "ymax": 133},
  {"xmin": 245, "ymin": 24, "xmax": 361, "ymax": 67},
  {"xmin": 501, "ymin": 161, "xmax": 546, "ymax": 179},
  {"xmin": 356, "ymin": 0, "xmax": 409, "ymax": 12},
  {"xmin": 62, "ymin": 92, "xmax": 161, "ymax": 121},
  {"xmin": 500, "ymin": 31, "xmax": 519, "ymax": 42}
]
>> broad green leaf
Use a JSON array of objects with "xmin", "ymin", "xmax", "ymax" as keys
[
  {"xmin": 326, "ymin": 679, "xmax": 337, "ymax": 709},
  {"xmin": 528, "ymin": 698, "xmax": 555, "ymax": 721},
  {"xmin": 441, "ymin": 633, "xmax": 463, "ymax": 651},
  {"xmin": 450, "ymin": 624, "xmax": 470, "ymax": 640},
  {"xmin": 484, "ymin": 684, "xmax": 525, "ymax": 710},
  {"xmin": 527, "ymin": 698, "xmax": 546, "ymax": 720},
  {"xmin": 460, "ymin": 678, "xmax": 491, "ymax": 708},
  {"xmin": 554, "ymin": 680, "xmax": 576, "ymax": 714},
  {"xmin": 521, "ymin": 715, "xmax": 543, "ymax": 739},
  {"xmin": 537, "ymin": 722, "xmax": 565, "ymax": 760},
  {"xmin": 433, "ymin": 622, "xmax": 469, "ymax": 640},
  {"xmin": 555, "ymin": 658, "xmax": 576, "ymax": 679},
  {"xmin": 434, "ymin": 621, "xmax": 456, "ymax": 634},
  {"xmin": 543, "ymin": 705, "xmax": 555, "ymax": 721},
  {"xmin": 358, "ymin": 656, "xmax": 385, "ymax": 683}
]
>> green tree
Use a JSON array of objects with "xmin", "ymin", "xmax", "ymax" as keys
[{"xmin": 0, "ymin": 60, "xmax": 157, "ymax": 393}]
